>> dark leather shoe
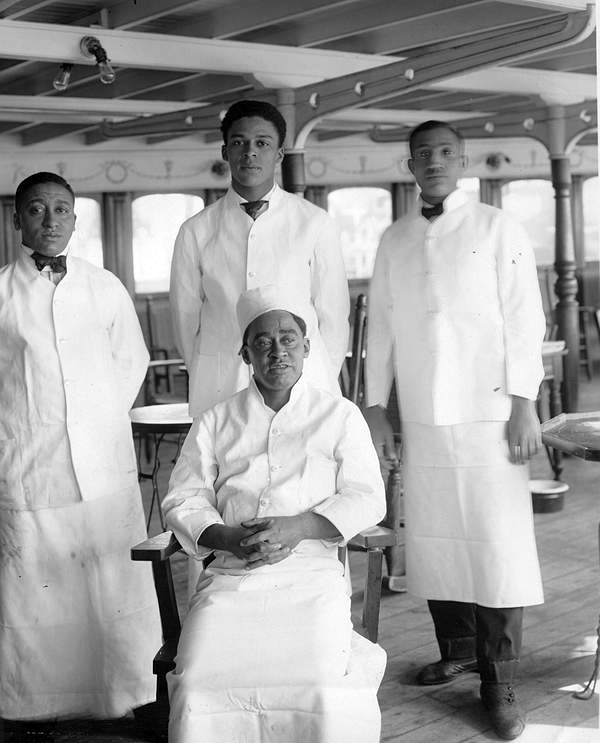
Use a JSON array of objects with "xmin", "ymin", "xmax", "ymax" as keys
[
  {"xmin": 481, "ymin": 682, "xmax": 525, "ymax": 740},
  {"xmin": 416, "ymin": 657, "xmax": 479, "ymax": 685}
]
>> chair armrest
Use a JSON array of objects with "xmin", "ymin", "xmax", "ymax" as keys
[
  {"xmin": 348, "ymin": 524, "xmax": 403, "ymax": 550},
  {"xmin": 131, "ymin": 531, "xmax": 182, "ymax": 562}
]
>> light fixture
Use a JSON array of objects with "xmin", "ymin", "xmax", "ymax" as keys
[
  {"xmin": 483, "ymin": 121, "xmax": 495, "ymax": 134},
  {"xmin": 52, "ymin": 63, "xmax": 72, "ymax": 92},
  {"xmin": 80, "ymin": 35, "xmax": 116, "ymax": 84},
  {"xmin": 485, "ymin": 152, "xmax": 511, "ymax": 170},
  {"xmin": 523, "ymin": 117, "xmax": 535, "ymax": 131},
  {"xmin": 579, "ymin": 109, "xmax": 592, "ymax": 124}
]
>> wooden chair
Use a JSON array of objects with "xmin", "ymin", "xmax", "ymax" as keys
[
  {"xmin": 344, "ymin": 294, "xmax": 405, "ymax": 632},
  {"xmin": 132, "ymin": 294, "xmax": 401, "ymax": 713},
  {"xmin": 131, "ymin": 525, "xmax": 402, "ymax": 713}
]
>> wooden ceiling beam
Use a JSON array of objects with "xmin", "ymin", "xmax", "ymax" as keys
[
  {"xmin": 99, "ymin": 8, "xmax": 594, "ymax": 145},
  {"xmin": 313, "ymin": 3, "xmax": 554, "ymax": 54},
  {"xmin": 240, "ymin": 0, "xmax": 494, "ymax": 48}
]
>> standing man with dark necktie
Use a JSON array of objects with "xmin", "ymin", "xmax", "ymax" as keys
[
  {"xmin": 0, "ymin": 172, "xmax": 161, "ymax": 730},
  {"xmin": 170, "ymin": 99, "xmax": 349, "ymax": 420},
  {"xmin": 365, "ymin": 121, "xmax": 546, "ymax": 740}
]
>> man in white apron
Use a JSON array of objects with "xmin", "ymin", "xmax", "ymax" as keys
[
  {"xmin": 365, "ymin": 121, "xmax": 546, "ymax": 741},
  {"xmin": 162, "ymin": 285, "xmax": 387, "ymax": 743},
  {"xmin": 0, "ymin": 173, "xmax": 161, "ymax": 727},
  {"xmin": 170, "ymin": 99, "xmax": 349, "ymax": 419}
]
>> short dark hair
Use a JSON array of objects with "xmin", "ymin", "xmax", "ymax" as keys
[
  {"xmin": 408, "ymin": 120, "xmax": 463, "ymax": 157},
  {"xmin": 221, "ymin": 100, "xmax": 287, "ymax": 147},
  {"xmin": 15, "ymin": 172, "xmax": 75, "ymax": 211},
  {"xmin": 242, "ymin": 311, "xmax": 307, "ymax": 347}
]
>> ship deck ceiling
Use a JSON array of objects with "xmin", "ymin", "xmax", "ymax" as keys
[{"xmin": 0, "ymin": 0, "xmax": 595, "ymax": 148}]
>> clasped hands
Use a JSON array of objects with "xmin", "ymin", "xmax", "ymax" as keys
[{"xmin": 227, "ymin": 516, "xmax": 304, "ymax": 569}]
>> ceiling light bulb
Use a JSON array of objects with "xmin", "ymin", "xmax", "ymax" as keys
[
  {"xmin": 52, "ymin": 63, "xmax": 72, "ymax": 92},
  {"xmin": 98, "ymin": 60, "xmax": 116, "ymax": 85},
  {"xmin": 80, "ymin": 35, "xmax": 116, "ymax": 85}
]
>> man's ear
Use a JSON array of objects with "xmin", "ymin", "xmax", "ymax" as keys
[
  {"xmin": 407, "ymin": 158, "xmax": 415, "ymax": 176},
  {"xmin": 459, "ymin": 153, "xmax": 468, "ymax": 170},
  {"xmin": 275, "ymin": 146, "xmax": 284, "ymax": 165},
  {"xmin": 303, "ymin": 338, "xmax": 310, "ymax": 358},
  {"xmin": 221, "ymin": 144, "xmax": 229, "ymax": 163},
  {"xmin": 13, "ymin": 212, "xmax": 20, "ymax": 231},
  {"xmin": 240, "ymin": 346, "xmax": 251, "ymax": 366}
]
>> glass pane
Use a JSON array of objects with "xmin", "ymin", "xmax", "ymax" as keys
[
  {"xmin": 133, "ymin": 193, "xmax": 204, "ymax": 294},
  {"xmin": 327, "ymin": 187, "xmax": 392, "ymax": 279},
  {"xmin": 501, "ymin": 180, "xmax": 555, "ymax": 265},
  {"xmin": 69, "ymin": 197, "xmax": 103, "ymax": 267},
  {"xmin": 583, "ymin": 176, "xmax": 599, "ymax": 262}
]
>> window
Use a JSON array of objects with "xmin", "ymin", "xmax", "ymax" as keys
[
  {"xmin": 69, "ymin": 197, "xmax": 103, "ymax": 267},
  {"xmin": 457, "ymin": 177, "xmax": 480, "ymax": 202},
  {"xmin": 501, "ymin": 180, "xmax": 555, "ymax": 265},
  {"xmin": 583, "ymin": 176, "xmax": 599, "ymax": 262},
  {"xmin": 132, "ymin": 193, "xmax": 204, "ymax": 294},
  {"xmin": 327, "ymin": 187, "xmax": 392, "ymax": 279}
]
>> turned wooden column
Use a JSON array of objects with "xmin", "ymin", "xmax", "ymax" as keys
[
  {"xmin": 570, "ymin": 175, "xmax": 585, "ymax": 270},
  {"xmin": 304, "ymin": 185, "xmax": 329, "ymax": 209},
  {"xmin": 102, "ymin": 192, "xmax": 135, "ymax": 296},
  {"xmin": 479, "ymin": 178, "xmax": 503, "ymax": 208},
  {"xmin": 281, "ymin": 151, "xmax": 306, "ymax": 196},
  {"xmin": 552, "ymin": 156, "xmax": 580, "ymax": 412},
  {"xmin": 391, "ymin": 182, "xmax": 417, "ymax": 220},
  {"xmin": 0, "ymin": 195, "xmax": 19, "ymax": 267}
]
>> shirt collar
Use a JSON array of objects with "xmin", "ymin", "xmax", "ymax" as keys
[
  {"xmin": 418, "ymin": 188, "xmax": 469, "ymax": 217},
  {"xmin": 229, "ymin": 182, "xmax": 278, "ymax": 205},
  {"xmin": 21, "ymin": 243, "xmax": 70, "ymax": 258},
  {"xmin": 248, "ymin": 372, "xmax": 307, "ymax": 414}
]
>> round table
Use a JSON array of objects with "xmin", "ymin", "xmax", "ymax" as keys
[
  {"xmin": 541, "ymin": 411, "xmax": 600, "ymax": 700},
  {"xmin": 130, "ymin": 403, "xmax": 193, "ymax": 529}
]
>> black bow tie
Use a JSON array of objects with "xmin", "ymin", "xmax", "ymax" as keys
[
  {"xmin": 421, "ymin": 202, "xmax": 444, "ymax": 220},
  {"xmin": 31, "ymin": 251, "xmax": 67, "ymax": 274},
  {"xmin": 241, "ymin": 200, "xmax": 268, "ymax": 220}
]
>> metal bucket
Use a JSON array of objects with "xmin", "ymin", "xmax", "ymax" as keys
[{"xmin": 529, "ymin": 479, "xmax": 569, "ymax": 513}]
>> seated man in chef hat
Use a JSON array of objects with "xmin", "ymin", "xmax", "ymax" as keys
[{"xmin": 162, "ymin": 284, "xmax": 387, "ymax": 743}]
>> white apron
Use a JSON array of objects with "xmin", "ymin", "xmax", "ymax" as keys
[
  {"xmin": 402, "ymin": 421, "xmax": 544, "ymax": 607},
  {"xmin": 0, "ymin": 255, "xmax": 161, "ymax": 719},
  {"xmin": 168, "ymin": 556, "xmax": 386, "ymax": 743}
]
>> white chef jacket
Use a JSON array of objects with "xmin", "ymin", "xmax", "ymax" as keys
[
  {"xmin": 0, "ymin": 250, "xmax": 161, "ymax": 719},
  {"xmin": 366, "ymin": 189, "xmax": 546, "ymax": 425},
  {"xmin": 170, "ymin": 184, "xmax": 349, "ymax": 417},
  {"xmin": 163, "ymin": 375, "xmax": 386, "ymax": 571},
  {"xmin": 0, "ymin": 250, "xmax": 148, "ymax": 505}
]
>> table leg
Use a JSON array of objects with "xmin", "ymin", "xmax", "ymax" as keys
[
  {"xmin": 573, "ymin": 614, "xmax": 600, "ymax": 700},
  {"xmin": 573, "ymin": 522, "xmax": 600, "ymax": 700}
]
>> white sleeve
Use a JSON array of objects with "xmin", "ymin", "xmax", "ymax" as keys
[
  {"xmin": 109, "ymin": 279, "xmax": 150, "ymax": 409},
  {"xmin": 162, "ymin": 413, "xmax": 224, "ymax": 559},
  {"xmin": 495, "ymin": 214, "xmax": 546, "ymax": 400},
  {"xmin": 311, "ymin": 213, "xmax": 350, "ymax": 374},
  {"xmin": 169, "ymin": 221, "xmax": 205, "ymax": 370},
  {"xmin": 311, "ymin": 403, "xmax": 386, "ymax": 541},
  {"xmin": 365, "ymin": 231, "xmax": 395, "ymax": 408}
]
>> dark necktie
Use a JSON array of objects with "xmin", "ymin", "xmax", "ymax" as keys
[
  {"xmin": 31, "ymin": 251, "xmax": 67, "ymax": 274},
  {"xmin": 241, "ymin": 200, "xmax": 268, "ymax": 220},
  {"xmin": 421, "ymin": 202, "xmax": 444, "ymax": 221}
]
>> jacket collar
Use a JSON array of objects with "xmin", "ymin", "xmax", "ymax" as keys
[
  {"xmin": 225, "ymin": 182, "xmax": 281, "ymax": 209},
  {"xmin": 247, "ymin": 372, "xmax": 307, "ymax": 416},
  {"xmin": 418, "ymin": 188, "xmax": 470, "ymax": 218}
]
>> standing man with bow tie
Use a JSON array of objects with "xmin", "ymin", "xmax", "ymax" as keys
[
  {"xmin": 365, "ymin": 121, "xmax": 546, "ymax": 740},
  {"xmin": 0, "ymin": 172, "xmax": 161, "ymax": 729},
  {"xmin": 169, "ymin": 99, "xmax": 349, "ymax": 420}
]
